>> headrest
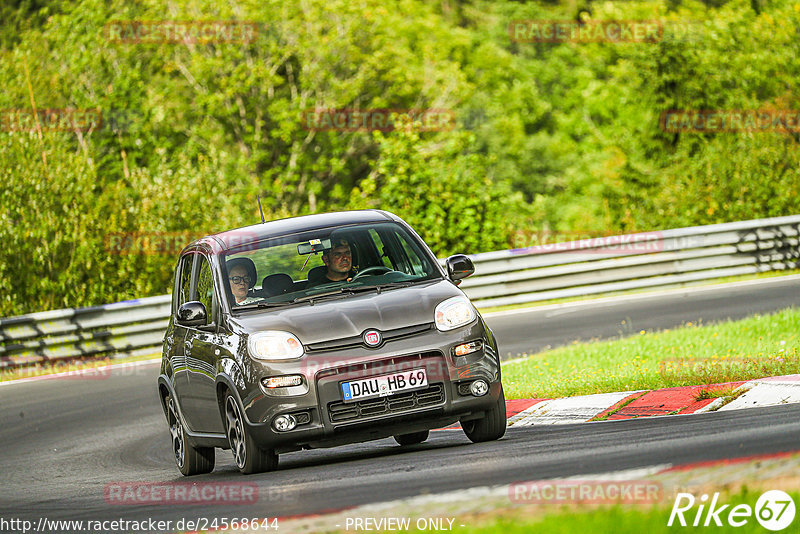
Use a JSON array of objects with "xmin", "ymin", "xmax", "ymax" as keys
[{"xmin": 261, "ymin": 273, "xmax": 293, "ymax": 296}]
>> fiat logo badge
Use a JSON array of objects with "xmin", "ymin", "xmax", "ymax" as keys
[{"xmin": 363, "ymin": 330, "xmax": 382, "ymax": 347}]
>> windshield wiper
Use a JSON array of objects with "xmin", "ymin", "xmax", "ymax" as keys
[
  {"xmin": 344, "ymin": 281, "xmax": 414, "ymax": 294},
  {"xmin": 289, "ymin": 289, "xmax": 352, "ymax": 305},
  {"xmin": 237, "ymin": 282, "xmax": 418, "ymax": 310},
  {"xmin": 290, "ymin": 282, "xmax": 411, "ymax": 303},
  {"xmin": 233, "ymin": 300, "xmax": 294, "ymax": 311}
]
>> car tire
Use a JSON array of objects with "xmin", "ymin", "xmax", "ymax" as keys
[
  {"xmin": 224, "ymin": 393, "xmax": 278, "ymax": 475},
  {"xmin": 461, "ymin": 385, "xmax": 507, "ymax": 443},
  {"xmin": 166, "ymin": 394, "xmax": 215, "ymax": 476},
  {"xmin": 393, "ymin": 430, "xmax": 430, "ymax": 446}
]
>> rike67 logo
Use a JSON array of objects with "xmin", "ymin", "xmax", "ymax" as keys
[{"xmin": 668, "ymin": 491, "xmax": 796, "ymax": 531}]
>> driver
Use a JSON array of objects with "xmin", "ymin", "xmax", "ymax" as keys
[{"xmin": 318, "ymin": 238, "xmax": 357, "ymax": 284}]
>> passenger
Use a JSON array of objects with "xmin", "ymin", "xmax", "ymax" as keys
[{"xmin": 226, "ymin": 258, "xmax": 259, "ymax": 305}]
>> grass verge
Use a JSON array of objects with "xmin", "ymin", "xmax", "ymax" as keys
[
  {"xmin": 458, "ymin": 488, "xmax": 800, "ymax": 534},
  {"xmin": 501, "ymin": 307, "xmax": 800, "ymax": 399}
]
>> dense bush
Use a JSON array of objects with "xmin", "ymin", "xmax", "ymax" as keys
[{"xmin": 1, "ymin": 0, "xmax": 798, "ymax": 315}]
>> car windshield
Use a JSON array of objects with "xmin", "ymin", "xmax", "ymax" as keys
[{"xmin": 222, "ymin": 222, "xmax": 442, "ymax": 310}]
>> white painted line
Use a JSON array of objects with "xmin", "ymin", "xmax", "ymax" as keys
[
  {"xmin": 279, "ymin": 463, "xmax": 674, "ymax": 526},
  {"xmin": 0, "ymin": 358, "xmax": 161, "ymax": 388},
  {"xmin": 510, "ymin": 391, "xmax": 642, "ymax": 426},
  {"xmin": 482, "ymin": 273, "xmax": 800, "ymax": 318},
  {"xmin": 558, "ymin": 464, "xmax": 674, "ymax": 481},
  {"xmin": 717, "ymin": 381, "xmax": 800, "ymax": 411},
  {"xmin": 694, "ymin": 397, "xmax": 728, "ymax": 414},
  {"xmin": 506, "ymin": 400, "xmax": 548, "ymax": 426},
  {"xmin": 754, "ymin": 374, "xmax": 800, "ymax": 384}
]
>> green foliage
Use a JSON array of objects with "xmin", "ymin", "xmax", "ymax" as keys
[
  {"xmin": 1, "ymin": 0, "xmax": 799, "ymax": 315},
  {"xmin": 350, "ymin": 127, "xmax": 533, "ymax": 256}
]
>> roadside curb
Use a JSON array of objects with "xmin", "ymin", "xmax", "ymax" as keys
[{"xmin": 502, "ymin": 374, "xmax": 800, "ymax": 426}]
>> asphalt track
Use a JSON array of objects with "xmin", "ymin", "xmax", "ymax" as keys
[{"xmin": 1, "ymin": 277, "xmax": 798, "ymax": 527}]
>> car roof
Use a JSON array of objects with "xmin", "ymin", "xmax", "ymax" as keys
[{"xmin": 185, "ymin": 209, "xmax": 399, "ymax": 255}]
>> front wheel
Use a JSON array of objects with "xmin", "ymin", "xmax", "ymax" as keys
[
  {"xmin": 225, "ymin": 393, "xmax": 278, "ymax": 474},
  {"xmin": 166, "ymin": 394, "xmax": 215, "ymax": 476},
  {"xmin": 461, "ymin": 386, "xmax": 507, "ymax": 443},
  {"xmin": 394, "ymin": 430, "xmax": 429, "ymax": 446}
]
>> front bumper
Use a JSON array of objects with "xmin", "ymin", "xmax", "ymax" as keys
[{"xmin": 237, "ymin": 319, "xmax": 501, "ymax": 452}]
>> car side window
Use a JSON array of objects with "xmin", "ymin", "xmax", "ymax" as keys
[
  {"xmin": 196, "ymin": 257, "xmax": 215, "ymax": 325},
  {"xmin": 368, "ymin": 229, "xmax": 395, "ymax": 270},
  {"xmin": 395, "ymin": 231, "xmax": 426, "ymax": 276},
  {"xmin": 177, "ymin": 255, "xmax": 194, "ymax": 308}
]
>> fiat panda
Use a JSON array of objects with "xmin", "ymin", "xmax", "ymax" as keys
[{"xmin": 158, "ymin": 210, "xmax": 505, "ymax": 475}]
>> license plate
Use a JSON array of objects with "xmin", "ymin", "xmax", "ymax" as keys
[{"xmin": 341, "ymin": 369, "xmax": 428, "ymax": 402}]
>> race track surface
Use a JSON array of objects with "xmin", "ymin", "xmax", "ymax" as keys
[{"xmin": 1, "ymin": 277, "xmax": 798, "ymax": 524}]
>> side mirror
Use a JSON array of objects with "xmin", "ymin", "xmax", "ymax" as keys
[
  {"xmin": 176, "ymin": 301, "xmax": 207, "ymax": 327},
  {"xmin": 446, "ymin": 254, "xmax": 474, "ymax": 282}
]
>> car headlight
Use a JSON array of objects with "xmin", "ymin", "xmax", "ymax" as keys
[
  {"xmin": 248, "ymin": 331, "xmax": 304, "ymax": 361},
  {"xmin": 434, "ymin": 296, "xmax": 477, "ymax": 331}
]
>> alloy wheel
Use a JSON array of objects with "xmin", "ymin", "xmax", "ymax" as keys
[
  {"xmin": 168, "ymin": 397, "xmax": 185, "ymax": 469},
  {"xmin": 225, "ymin": 396, "xmax": 247, "ymax": 469}
]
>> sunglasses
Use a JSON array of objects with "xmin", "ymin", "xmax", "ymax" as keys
[{"xmin": 229, "ymin": 276, "xmax": 252, "ymax": 285}]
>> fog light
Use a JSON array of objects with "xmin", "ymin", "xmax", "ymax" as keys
[
  {"xmin": 454, "ymin": 340, "xmax": 483, "ymax": 357},
  {"xmin": 272, "ymin": 414, "xmax": 297, "ymax": 432},
  {"xmin": 262, "ymin": 375, "xmax": 303, "ymax": 389},
  {"xmin": 469, "ymin": 380, "xmax": 489, "ymax": 397}
]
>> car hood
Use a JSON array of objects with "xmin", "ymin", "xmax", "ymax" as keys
[{"xmin": 230, "ymin": 279, "xmax": 464, "ymax": 345}]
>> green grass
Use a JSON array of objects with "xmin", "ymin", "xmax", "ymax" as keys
[
  {"xmin": 501, "ymin": 307, "xmax": 800, "ymax": 399},
  {"xmin": 459, "ymin": 489, "xmax": 800, "ymax": 534}
]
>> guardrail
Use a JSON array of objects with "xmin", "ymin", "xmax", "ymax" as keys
[
  {"xmin": 461, "ymin": 214, "xmax": 800, "ymax": 308},
  {"xmin": 2, "ymin": 215, "xmax": 799, "ymax": 369},
  {"xmin": 0, "ymin": 294, "xmax": 171, "ymax": 369}
]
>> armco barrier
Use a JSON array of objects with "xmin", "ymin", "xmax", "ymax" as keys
[
  {"xmin": 461, "ymin": 215, "xmax": 800, "ymax": 307},
  {"xmin": 1, "ymin": 215, "xmax": 799, "ymax": 368},
  {"xmin": 0, "ymin": 295, "xmax": 170, "ymax": 368}
]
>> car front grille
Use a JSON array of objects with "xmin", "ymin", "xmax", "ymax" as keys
[{"xmin": 328, "ymin": 383, "xmax": 445, "ymax": 423}]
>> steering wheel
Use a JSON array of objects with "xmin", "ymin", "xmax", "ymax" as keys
[{"xmin": 351, "ymin": 266, "xmax": 392, "ymax": 280}]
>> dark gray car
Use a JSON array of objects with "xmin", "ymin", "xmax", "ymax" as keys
[{"xmin": 158, "ymin": 210, "xmax": 505, "ymax": 475}]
